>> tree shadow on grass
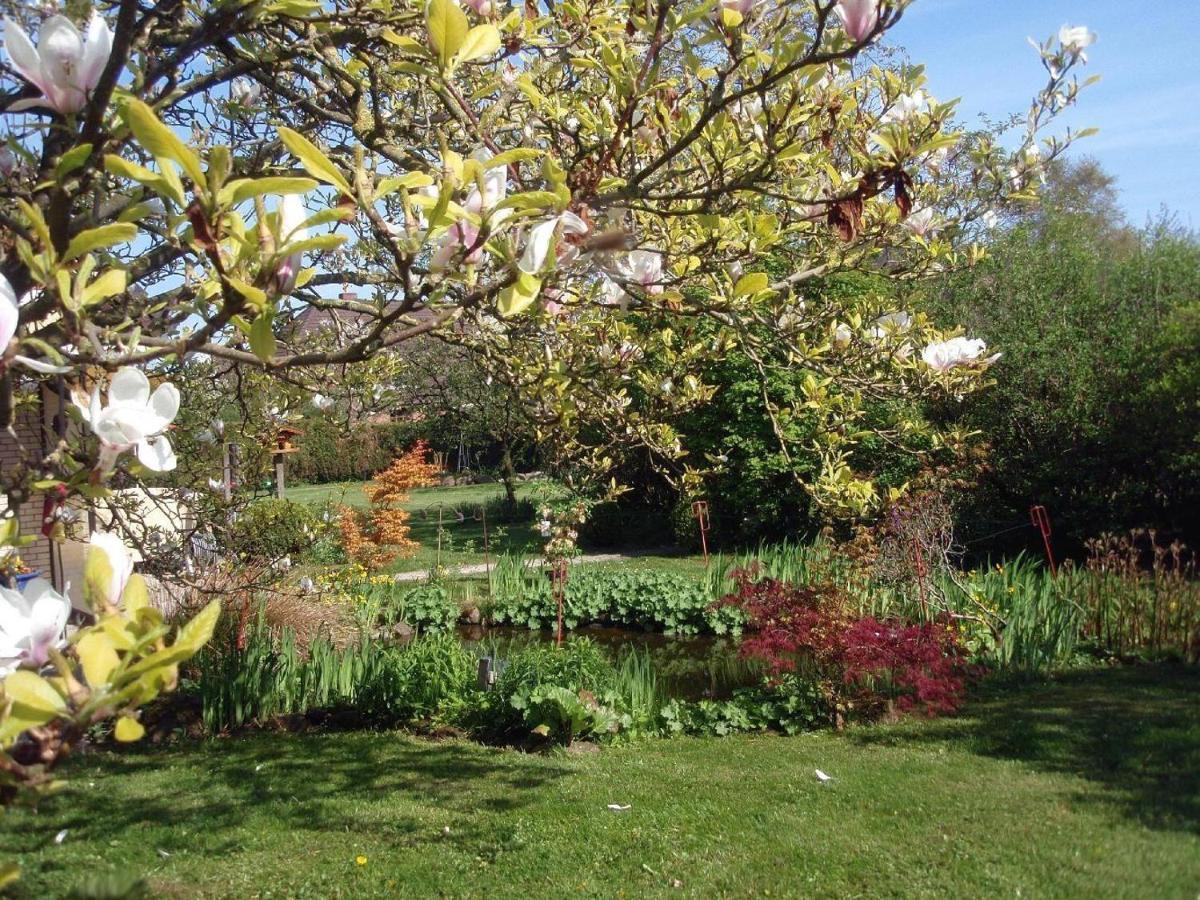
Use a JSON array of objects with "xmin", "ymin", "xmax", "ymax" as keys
[
  {"xmin": 851, "ymin": 663, "xmax": 1200, "ymax": 834},
  {"xmin": 8, "ymin": 732, "xmax": 571, "ymax": 862}
]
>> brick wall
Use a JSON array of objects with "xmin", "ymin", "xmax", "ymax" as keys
[{"xmin": 0, "ymin": 387, "xmax": 59, "ymax": 584}]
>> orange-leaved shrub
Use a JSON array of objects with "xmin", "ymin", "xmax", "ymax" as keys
[{"xmin": 339, "ymin": 442, "xmax": 441, "ymax": 569}]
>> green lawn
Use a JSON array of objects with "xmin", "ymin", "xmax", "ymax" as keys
[
  {"xmin": 5, "ymin": 665, "xmax": 1199, "ymax": 898},
  {"xmin": 288, "ymin": 481, "xmax": 548, "ymax": 573}
]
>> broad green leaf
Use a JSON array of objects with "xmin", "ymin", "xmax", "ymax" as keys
[
  {"xmin": 227, "ymin": 277, "xmax": 269, "ymax": 309},
  {"xmin": 123, "ymin": 99, "xmax": 206, "ymax": 187},
  {"xmin": 80, "ymin": 269, "xmax": 127, "ymax": 308},
  {"xmin": 77, "ymin": 630, "xmax": 120, "ymax": 688},
  {"xmin": 114, "ymin": 716, "xmax": 145, "ymax": 742},
  {"xmin": 376, "ymin": 172, "xmax": 434, "ymax": 198},
  {"xmin": 498, "ymin": 272, "xmax": 542, "ymax": 317},
  {"xmin": 277, "ymin": 127, "xmax": 353, "ymax": 196},
  {"xmin": 55, "ymin": 143, "xmax": 93, "ymax": 178},
  {"xmin": 426, "ymin": 0, "xmax": 469, "ymax": 69},
  {"xmin": 63, "ymin": 223, "xmax": 137, "ymax": 263},
  {"xmin": 381, "ymin": 28, "xmax": 427, "ymax": 53},
  {"xmin": 284, "ymin": 234, "xmax": 346, "ymax": 255},
  {"xmin": 175, "ymin": 600, "xmax": 221, "ymax": 655},
  {"xmin": 105, "ymin": 155, "xmax": 183, "ymax": 206},
  {"xmin": 82, "ymin": 546, "xmax": 115, "ymax": 611},
  {"xmin": 250, "ymin": 314, "xmax": 277, "ymax": 362},
  {"xmin": 457, "ymin": 24, "xmax": 500, "ymax": 64},
  {"xmin": 218, "ymin": 176, "xmax": 318, "ymax": 207},
  {"xmin": 0, "ymin": 671, "xmax": 67, "ymax": 743},
  {"xmin": 122, "ymin": 573, "xmax": 150, "ymax": 615},
  {"xmin": 485, "ymin": 148, "xmax": 543, "ymax": 169},
  {"xmin": 733, "ymin": 272, "xmax": 770, "ymax": 297}
]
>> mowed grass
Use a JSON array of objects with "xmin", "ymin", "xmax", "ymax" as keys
[
  {"xmin": 287, "ymin": 481, "xmax": 548, "ymax": 573},
  {"xmin": 5, "ymin": 665, "xmax": 1199, "ymax": 898}
]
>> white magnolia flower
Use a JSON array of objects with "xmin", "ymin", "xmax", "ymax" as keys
[
  {"xmin": 922, "ymin": 337, "xmax": 1000, "ymax": 372},
  {"xmin": 981, "ymin": 210, "xmax": 1001, "ymax": 230},
  {"xmin": 0, "ymin": 577, "xmax": 71, "ymax": 674},
  {"xmin": 870, "ymin": 311, "xmax": 912, "ymax": 340},
  {"xmin": 881, "ymin": 90, "xmax": 932, "ymax": 125},
  {"xmin": 74, "ymin": 367, "xmax": 180, "ymax": 474},
  {"xmin": 0, "ymin": 146, "xmax": 14, "ymax": 177},
  {"xmin": 833, "ymin": 323, "xmax": 853, "ymax": 347},
  {"xmin": 271, "ymin": 194, "xmax": 308, "ymax": 295},
  {"xmin": 207, "ymin": 477, "xmax": 225, "ymax": 493},
  {"xmin": 311, "ymin": 393, "xmax": 334, "ymax": 410},
  {"xmin": 463, "ymin": 147, "xmax": 509, "ymax": 222},
  {"xmin": 537, "ymin": 519, "xmax": 553, "ymax": 537},
  {"xmin": 1, "ymin": 274, "xmax": 69, "ymax": 373},
  {"xmin": 89, "ymin": 531, "xmax": 134, "ymax": 608},
  {"xmin": 834, "ymin": 0, "xmax": 880, "ymax": 43},
  {"xmin": 229, "ymin": 77, "xmax": 261, "ymax": 107},
  {"xmin": 3, "ymin": 13, "xmax": 114, "ymax": 115},
  {"xmin": 904, "ymin": 208, "xmax": 937, "ymax": 238},
  {"xmin": 1058, "ymin": 25, "xmax": 1096, "ymax": 61},
  {"xmin": 601, "ymin": 249, "xmax": 665, "ymax": 307},
  {"xmin": 519, "ymin": 211, "xmax": 590, "ymax": 274}
]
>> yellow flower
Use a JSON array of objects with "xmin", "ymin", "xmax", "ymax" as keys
[{"xmin": 356, "ymin": 855, "xmax": 368, "ymax": 866}]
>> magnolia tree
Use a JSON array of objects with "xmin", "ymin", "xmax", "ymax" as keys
[{"xmin": 0, "ymin": 0, "xmax": 1094, "ymax": 801}]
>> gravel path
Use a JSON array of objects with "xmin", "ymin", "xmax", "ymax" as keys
[{"xmin": 391, "ymin": 551, "xmax": 661, "ymax": 582}]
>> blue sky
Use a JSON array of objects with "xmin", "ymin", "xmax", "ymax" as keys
[{"xmin": 887, "ymin": 0, "xmax": 1199, "ymax": 228}]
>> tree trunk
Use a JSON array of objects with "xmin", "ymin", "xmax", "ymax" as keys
[{"xmin": 500, "ymin": 442, "xmax": 518, "ymax": 506}]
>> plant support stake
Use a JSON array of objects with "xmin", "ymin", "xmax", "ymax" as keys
[
  {"xmin": 692, "ymin": 500, "xmax": 711, "ymax": 566},
  {"xmin": 1030, "ymin": 505, "xmax": 1057, "ymax": 576}
]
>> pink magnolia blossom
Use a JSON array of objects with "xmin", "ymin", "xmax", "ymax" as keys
[
  {"xmin": 834, "ymin": 0, "xmax": 880, "ymax": 44},
  {"xmin": 271, "ymin": 194, "xmax": 308, "ymax": 295},
  {"xmin": 0, "ymin": 577, "xmax": 71, "ymax": 674},
  {"xmin": 463, "ymin": 0, "xmax": 495, "ymax": 15},
  {"xmin": 3, "ymin": 13, "xmax": 113, "ymax": 115}
]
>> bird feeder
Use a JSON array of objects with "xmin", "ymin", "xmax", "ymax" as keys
[{"xmin": 270, "ymin": 426, "xmax": 303, "ymax": 498}]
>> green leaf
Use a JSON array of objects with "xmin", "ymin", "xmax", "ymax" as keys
[
  {"xmin": 0, "ymin": 671, "xmax": 66, "ymax": 745},
  {"xmin": 77, "ymin": 630, "xmax": 120, "ymax": 688},
  {"xmin": 277, "ymin": 127, "xmax": 353, "ymax": 197},
  {"xmin": 218, "ymin": 176, "xmax": 318, "ymax": 207},
  {"xmin": 733, "ymin": 272, "xmax": 769, "ymax": 297},
  {"xmin": 498, "ymin": 272, "xmax": 542, "ymax": 317},
  {"xmin": 376, "ymin": 172, "xmax": 435, "ymax": 198},
  {"xmin": 123, "ymin": 99, "xmax": 206, "ymax": 188},
  {"xmin": 80, "ymin": 269, "xmax": 128, "ymax": 308},
  {"xmin": 55, "ymin": 143, "xmax": 93, "ymax": 179},
  {"xmin": 426, "ymin": 0, "xmax": 469, "ymax": 69},
  {"xmin": 250, "ymin": 313, "xmax": 277, "ymax": 363},
  {"xmin": 114, "ymin": 716, "xmax": 145, "ymax": 742},
  {"xmin": 226, "ymin": 277, "xmax": 269, "ymax": 310},
  {"xmin": 63, "ymin": 223, "xmax": 137, "ymax": 263},
  {"xmin": 457, "ymin": 23, "xmax": 500, "ymax": 64},
  {"xmin": 104, "ymin": 154, "xmax": 184, "ymax": 207},
  {"xmin": 486, "ymin": 148, "xmax": 543, "ymax": 169}
]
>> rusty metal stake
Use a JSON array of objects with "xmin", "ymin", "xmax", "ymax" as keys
[{"xmin": 1030, "ymin": 505, "xmax": 1057, "ymax": 576}]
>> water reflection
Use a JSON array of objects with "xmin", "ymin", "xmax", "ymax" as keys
[{"xmin": 457, "ymin": 625, "xmax": 761, "ymax": 701}]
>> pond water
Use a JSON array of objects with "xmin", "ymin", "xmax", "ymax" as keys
[{"xmin": 456, "ymin": 625, "xmax": 761, "ymax": 700}]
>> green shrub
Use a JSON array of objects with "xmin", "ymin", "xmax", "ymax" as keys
[
  {"xmin": 226, "ymin": 498, "xmax": 319, "ymax": 560},
  {"xmin": 466, "ymin": 638, "xmax": 616, "ymax": 738},
  {"xmin": 482, "ymin": 494, "xmax": 536, "ymax": 525}
]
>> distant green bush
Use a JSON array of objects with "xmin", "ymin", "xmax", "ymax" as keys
[{"xmin": 226, "ymin": 498, "xmax": 319, "ymax": 560}]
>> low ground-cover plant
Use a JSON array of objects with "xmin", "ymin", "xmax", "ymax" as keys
[
  {"xmin": 350, "ymin": 580, "xmax": 460, "ymax": 635},
  {"xmin": 490, "ymin": 557, "xmax": 746, "ymax": 636}
]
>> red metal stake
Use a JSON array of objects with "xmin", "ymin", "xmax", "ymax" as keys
[
  {"xmin": 552, "ymin": 560, "xmax": 568, "ymax": 646},
  {"xmin": 692, "ymin": 500, "xmax": 711, "ymax": 566},
  {"xmin": 1030, "ymin": 505, "xmax": 1057, "ymax": 576},
  {"xmin": 912, "ymin": 540, "xmax": 929, "ymax": 618}
]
